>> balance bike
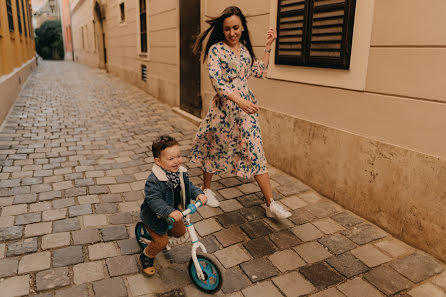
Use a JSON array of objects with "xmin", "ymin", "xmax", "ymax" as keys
[{"xmin": 135, "ymin": 201, "xmax": 223, "ymax": 293}]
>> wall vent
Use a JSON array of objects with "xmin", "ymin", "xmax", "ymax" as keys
[{"xmin": 141, "ymin": 64, "xmax": 147, "ymax": 82}]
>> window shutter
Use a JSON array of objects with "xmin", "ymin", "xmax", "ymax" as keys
[{"xmin": 275, "ymin": 0, "xmax": 356, "ymax": 69}]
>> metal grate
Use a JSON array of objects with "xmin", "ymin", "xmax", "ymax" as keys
[{"xmin": 141, "ymin": 64, "xmax": 147, "ymax": 82}]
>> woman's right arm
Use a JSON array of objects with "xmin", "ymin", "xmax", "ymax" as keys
[{"xmin": 208, "ymin": 46, "xmax": 258, "ymax": 114}]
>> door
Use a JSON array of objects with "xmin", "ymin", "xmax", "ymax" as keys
[{"xmin": 179, "ymin": 0, "xmax": 201, "ymax": 117}]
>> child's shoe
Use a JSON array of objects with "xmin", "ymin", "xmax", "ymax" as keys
[
  {"xmin": 203, "ymin": 188, "xmax": 220, "ymax": 207},
  {"xmin": 266, "ymin": 200, "xmax": 291, "ymax": 219},
  {"xmin": 140, "ymin": 253, "xmax": 155, "ymax": 276}
]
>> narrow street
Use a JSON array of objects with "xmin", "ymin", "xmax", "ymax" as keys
[{"xmin": 0, "ymin": 61, "xmax": 445, "ymax": 297}]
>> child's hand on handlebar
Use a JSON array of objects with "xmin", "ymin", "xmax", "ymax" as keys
[
  {"xmin": 196, "ymin": 194, "xmax": 207, "ymax": 205},
  {"xmin": 168, "ymin": 210, "xmax": 183, "ymax": 222}
]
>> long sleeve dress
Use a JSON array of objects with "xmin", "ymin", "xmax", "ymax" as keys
[{"xmin": 190, "ymin": 41, "xmax": 268, "ymax": 179}]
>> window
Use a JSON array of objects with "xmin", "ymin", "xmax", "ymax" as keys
[
  {"xmin": 139, "ymin": 0, "xmax": 147, "ymax": 53},
  {"xmin": 275, "ymin": 0, "xmax": 356, "ymax": 69},
  {"xmin": 26, "ymin": 1, "xmax": 33, "ymax": 38},
  {"xmin": 21, "ymin": 0, "xmax": 27, "ymax": 37},
  {"xmin": 16, "ymin": 0, "xmax": 22, "ymax": 34},
  {"xmin": 6, "ymin": 0, "xmax": 14, "ymax": 32},
  {"xmin": 141, "ymin": 64, "xmax": 147, "ymax": 81},
  {"xmin": 119, "ymin": 2, "xmax": 125, "ymax": 22}
]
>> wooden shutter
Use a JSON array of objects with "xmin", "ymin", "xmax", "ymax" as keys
[{"xmin": 275, "ymin": 0, "xmax": 356, "ymax": 69}]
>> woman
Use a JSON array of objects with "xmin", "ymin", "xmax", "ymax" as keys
[{"xmin": 190, "ymin": 6, "xmax": 290, "ymax": 219}]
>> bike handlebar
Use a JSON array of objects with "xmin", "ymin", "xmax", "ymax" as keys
[{"xmin": 166, "ymin": 200, "xmax": 203, "ymax": 227}]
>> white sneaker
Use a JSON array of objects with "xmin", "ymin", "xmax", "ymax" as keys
[
  {"xmin": 267, "ymin": 201, "xmax": 291, "ymax": 219},
  {"xmin": 203, "ymin": 188, "xmax": 220, "ymax": 207}
]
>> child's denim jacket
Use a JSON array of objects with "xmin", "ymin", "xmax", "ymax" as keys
[{"xmin": 140, "ymin": 164, "xmax": 203, "ymax": 235}]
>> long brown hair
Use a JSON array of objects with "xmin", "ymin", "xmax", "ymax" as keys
[{"xmin": 193, "ymin": 6, "xmax": 256, "ymax": 65}]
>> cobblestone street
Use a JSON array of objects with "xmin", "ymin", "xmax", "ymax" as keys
[{"xmin": 0, "ymin": 61, "xmax": 445, "ymax": 297}]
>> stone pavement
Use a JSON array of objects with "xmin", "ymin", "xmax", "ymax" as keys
[{"xmin": 0, "ymin": 61, "xmax": 445, "ymax": 297}]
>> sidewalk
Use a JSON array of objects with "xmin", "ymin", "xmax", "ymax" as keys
[{"xmin": 0, "ymin": 61, "xmax": 444, "ymax": 297}]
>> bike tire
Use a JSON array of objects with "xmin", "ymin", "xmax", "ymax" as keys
[
  {"xmin": 188, "ymin": 252, "xmax": 223, "ymax": 293},
  {"xmin": 135, "ymin": 222, "xmax": 152, "ymax": 250}
]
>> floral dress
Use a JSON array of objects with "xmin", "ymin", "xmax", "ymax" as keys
[{"xmin": 190, "ymin": 41, "xmax": 268, "ymax": 179}]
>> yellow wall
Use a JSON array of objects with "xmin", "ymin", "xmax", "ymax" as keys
[{"xmin": 0, "ymin": 0, "xmax": 36, "ymax": 125}]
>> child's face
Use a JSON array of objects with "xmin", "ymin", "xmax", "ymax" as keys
[{"xmin": 155, "ymin": 145, "xmax": 182, "ymax": 172}]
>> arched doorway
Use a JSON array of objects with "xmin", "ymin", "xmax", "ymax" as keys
[{"xmin": 94, "ymin": 2, "xmax": 106, "ymax": 69}]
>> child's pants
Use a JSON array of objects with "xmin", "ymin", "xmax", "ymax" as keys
[{"xmin": 144, "ymin": 221, "xmax": 186, "ymax": 258}]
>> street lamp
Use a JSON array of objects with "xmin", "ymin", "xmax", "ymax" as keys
[{"xmin": 48, "ymin": 0, "xmax": 55, "ymax": 13}]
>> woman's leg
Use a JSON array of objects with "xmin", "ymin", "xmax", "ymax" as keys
[
  {"xmin": 202, "ymin": 170, "xmax": 214, "ymax": 190},
  {"xmin": 254, "ymin": 172, "xmax": 273, "ymax": 206}
]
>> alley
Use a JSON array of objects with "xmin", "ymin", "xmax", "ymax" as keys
[{"xmin": 0, "ymin": 61, "xmax": 445, "ymax": 297}]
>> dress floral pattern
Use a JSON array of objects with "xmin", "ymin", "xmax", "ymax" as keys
[{"xmin": 190, "ymin": 41, "xmax": 268, "ymax": 179}]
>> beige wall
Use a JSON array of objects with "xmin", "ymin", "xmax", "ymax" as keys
[{"xmin": 201, "ymin": 0, "xmax": 446, "ymax": 261}]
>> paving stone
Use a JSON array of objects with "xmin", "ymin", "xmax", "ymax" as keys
[
  {"xmin": 326, "ymin": 252, "xmax": 369, "ymax": 278},
  {"xmin": 0, "ymin": 258, "xmax": 18, "ymax": 277},
  {"xmin": 118, "ymin": 201, "xmax": 140, "ymax": 213},
  {"xmin": 83, "ymin": 214, "xmax": 108, "ymax": 227},
  {"xmin": 15, "ymin": 212, "xmax": 41, "ymax": 225},
  {"xmin": 0, "ymin": 275, "xmax": 30, "ymax": 297},
  {"xmin": 0, "ymin": 243, "xmax": 4, "ymax": 259},
  {"xmin": 164, "ymin": 243, "xmax": 192, "ymax": 264},
  {"xmin": 305, "ymin": 201, "xmax": 341, "ymax": 218},
  {"xmin": 108, "ymin": 212, "xmax": 139, "ymax": 224},
  {"xmin": 72, "ymin": 228, "xmax": 101, "ymax": 245},
  {"xmin": 374, "ymin": 238, "xmax": 415, "ymax": 258},
  {"xmin": 0, "ymin": 216, "xmax": 14, "ymax": 227},
  {"xmin": 7, "ymin": 237, "xmax": 38, "ymax": 256},
  {"xmin": 73, "ymin": 261, "xmax": 105, "ymax": 284},
  {"xmin": 52, "ymin": 198, "xmax": 75, "ymax": 209},
  {"xmin": 89, "ymin": 242, "xmax": 120, "ymax": 260},
  {"xmin": 95, "ymin": 202, "xmax": 119, "ymax": 214},
  {"xmin": 318, "ymin": 233, "xmax": 357, "ymax": 255},
  {"xmin": 241, "ymin": 257, "xmax": 279, "ymax": 282},
  {"xmin": 293, "ymin": 241, "xmax": 332, "ymax": 264},
  {"xmin": 313, "ymin": 218, "xmax": 345, "ymax": 234},
  {"xmin": 214, "ymin": 244, "xmax": 251, "ymax": 268},
  {"xmin": 309, "ymin": 287, "xmax": 347, "ymax": 297},
  {"xmin": 39, "ymin": 190, "xmax": 62, "ymax": 201},
  {"xmin": 101, "ymin": 225, "xmax": 129, "ymax": 241},
  {"xmin": 24, "ymin": 222, "xmax": 52, "ymax": 237},
  {"xmin": 237, "ymin": 194, "xmax": 263, "ymax": 208},
  {"xmin": 126, "ymin": 274, "xmax": 168, "ymax": 295},
  {"xmin": 268, "ymin": 249, "xmax": 306, "ymax": 272},
  {"xmin": 100, "ymin": 193, "xmax": 123, "ymax": 203},
  {"xmin": 300, "ymin": 262, "xmax": 344, "ymax": 289},
  {"xmin": 194, "ymin": 218, "xmax": 222, "ymax": 236},
  {"xmin": 29, "ymin": 201, "xmax": 52, "ymax": 212},
  {"xmin": 2, "ymin": 204, "xmax": 27, "ymax": 216},
  {"xmin": 221, "ymin": 266, "xmax": 252, "ymax": 293},
  {"xmin": 272, "ymin": 270, "xmax": 316, "ymax": 296},
  {"xmin": 13, "ymin": 193, "xmax": 37, "ymax": 204},
  {"xmin": 291, "ymin": 223, "xmax": 324, "ymax": 241},
  {"xmin": 280, "ymin": 195, "xmax": 308, "ymax": 210},
  {"xmin": 408, "ymin": 283, "xmax": 446, "ymax": 297},
  {"xmin": 42, "ymin": 232, "xmax": 71, "ymax": 249},
  {"xmin": 275, "ymin": 181, "xmax": 309, "ymax": 196},
  {"xmin": 93, "ymin": 277, "xmax": 128, "ymax": 297},
  {"xmin": 118, "ymin": 238, "xmax": 142, "ymax": 255},
  {"xmin": 433, "ymin": 272, "xmax": 446, "ymax": 291},
  {"xmin": 390, "ymin": 251, "xmax": 444, "ymax": 283},
  {"xmin": 78, "ymin": 194, "xmax": 100, "ymax": 204},
  {"xmin": 219, "ymin": 177, "xmax": 242, "ymax": 188},
  {"xmin": 241, "ymin": 280, "xmax": 283, "ymax": 297},
  {"xmin": 219, "ymin": 199, "xmax": 243, "ymax": 212},
  {"xmin": 269, "ymin": 229, "xmax": 301, "ymax": 250},
  {"xmin": 337, "ymin": 277, "xmax": 384, "ymax": 297},
  {"xmin": 36, "ymin": 267, "xmax": 70, "ymax": 291},
  {"xmin": 122, "ymin": 191, "xmax": 143, "ymax": 201},
  {"xmin": 351, "ymin": 244, "xmax": 392, "ymax": 267},
  {"xmin": 32, "ymin": 184, "xmax": 53, "ymax": 193},
  {"xmin": 342, "ymin": 224, "xmax": 387, "ymax": 245},
  {"xmin": 243, "ymin": 236, "xmax": 277, "ymax": 258},
  {"xmin": 18, "ymin": 251, "xmax": 51, "ymax": 273},
  {"xmin": 240, "ymin": 220, "xmax": 272, "ymax": 239},
  {"xmin": 331, "ymin": 211, "xmax": 363, "ymax": 228},
  {"xmin": 364, "ymin": 266, "xmax": 413, "ymax": 295},
  {"xmin": 197, "ymin": 205, "xmax": 223, "ymax": 218},
  {"xmin": 54, "ymin": 284, "xmax": 89, "ymax": 297},
  {"xmin": 68, "ymin": 204, "xmax": 92, "ymax": 217},
  {"xmin": 218, "ymin": 187, "xmax": 244, "ymax": 200},
  {"xmin": 199, "ymin": 236, "xmax": 220, "ymax": 254},
  {"xmin": 106, "ymin": 255, "xmax": 139, "ymax": 276},
  {"xmin": 43, "ymin": 209, "xmax": 67, "ymax": 221},
  {"xmin": 216, "ymin": 211, "xmax": 246, "ymax": 228},
  {"xmin": 264, "ymin": 217, "xmax": 295, "ymax": 231},
  {"xmin": 240, "ymin": 206, "xmax": 266, "ymax": 221},
  {"xmin": 214, "ymin": 226, "xmax": 247, "ymax": 247},
  {"xmin": 53, "ymin": 246, "xmax": 84, "ymax": 267},
  {"xmin": 0, "ymin": 226, "xmax": 23, "ymax": 241}
]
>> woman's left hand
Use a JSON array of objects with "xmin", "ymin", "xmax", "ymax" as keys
[{"xmin": 265, "ymin": 28, "xmax": 277, "ymax": 46}]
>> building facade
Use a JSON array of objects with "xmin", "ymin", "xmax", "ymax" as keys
[
  {"xmin": 70, "ymin": 0, "xmax": 446, "ymax": 262},
  {"xmin": 59, "ymin": 0, "xmax": 73, "ymax": 60},
  {"xmin": 0, "ymin": 0, "xmax": 36, "ymax": 125}
]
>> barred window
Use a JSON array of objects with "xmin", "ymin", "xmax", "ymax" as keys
[
  {"xmin": 21, "ymin": 0, "xmax": 27, "ymax": 37},
  {"xmin": 139, "ymin": 0, "xmax": 147, "ymax": 53},
  {"xmin": 16, "ymin": 0, "xmax": 22, "ymax": 34},
  {"xmin": 6, "ymin": 0, "xmax": 14, "ymax": 32},
  {"xmin": 275, "ymin": 0, "xmax": 356, "ymax": 69}
]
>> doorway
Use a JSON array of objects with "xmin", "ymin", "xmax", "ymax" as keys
[
  {"xmin": 94, "ymin": 2, "xmax": 106, "ymax": 69},
  {"xmin": 179, "ymin": 0, "xmax": 202, "ymax": 117}
]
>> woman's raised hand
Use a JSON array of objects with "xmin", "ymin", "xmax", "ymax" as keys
[
  {"xmin": 265, "ymin": 28, "xmax": 277, "ymax": 46},
  {"xmin": 234, "ymin": 97, "xmax": 259, "ymax": 115}
]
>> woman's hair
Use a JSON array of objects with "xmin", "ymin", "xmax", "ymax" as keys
[
  {"xmin": 193, "ymin": 6, "xmax": 256, "ymax": 65},
  {"xmin": 152, "ymin": 135, "xmax": 178, "ymax": 158}
]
